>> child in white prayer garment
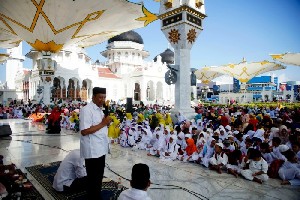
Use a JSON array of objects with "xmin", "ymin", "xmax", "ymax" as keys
[
  {"xmin": 160, "ymin": 135, "xmax": 180, "ymax": 161},
  {"xmin": 241, "ymin": 149, "xmax": 269, "ymax": 184},
  {"xmin": 120, "ymin": 128, "xmax": 130, "ymax": 148},
  {"xmin": 209, "ymin": 143, "xmax": 228, "ymax": 174},
  {"xmin": 134, "ymin": 128, "xmax": 152, "ymax": 150},
  {"xmin": 147, "ymin": 132, "xmax": 165, "ymax": 157},
  {"xmin": 196, "ymin": 132, "xmax": 206, "ymax": 153},
  {"xmin": 197, "ymin": 138, "xmax": 216, "ymax": 167},
  {"xmin": 279, "ymin": 150, "xmax": 300, "ymax": 186}
]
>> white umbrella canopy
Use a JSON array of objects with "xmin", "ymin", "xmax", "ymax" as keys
[
  {"xmin": 0, "ymin": 0, "xmax": 157, "ymax": 52},
  {"xmin": 0, "ymin": 53, "xmax": 9, "ymax": 64},
  {"xmin": 270, "ymin": 53, "xmax": 300, "ymax": 66},
  {"xmin": 195, "ymin": 66, "xmax": 223, "ymax": 84},
  {"xmin": 209, "ymin": 60, "xmax": 286, "ymax": 83}
]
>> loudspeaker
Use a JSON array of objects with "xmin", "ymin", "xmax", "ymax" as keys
[
  {"xmin": 126, "ymin": 97, "xmax": 133, "ymax": 113},
  {"xmin": 0, "ymin": 125, "xmax": 12, "ymax": 137}
]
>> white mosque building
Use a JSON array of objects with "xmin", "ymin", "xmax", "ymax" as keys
[{"xmin": 4, "ymin": 31, "xmax": 175, "ymax": 105}]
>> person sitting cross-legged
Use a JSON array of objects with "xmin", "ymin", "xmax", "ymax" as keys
[{"xmin": 240, "ymin": 148, "xmax": 269, "ymax": 184}]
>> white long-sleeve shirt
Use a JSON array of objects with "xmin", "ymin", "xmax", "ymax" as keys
[
  {"xmin": 53, "ymin": 149, "xmax": 86, "ymax": 192},
  {"xmin": 118, "ymin": 188, "xmax": 152, "ymax": 200}
]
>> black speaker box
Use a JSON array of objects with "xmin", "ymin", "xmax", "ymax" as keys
[{"xmin": 126, "ymin": 97, "xmax": 133, "ymax": 113}]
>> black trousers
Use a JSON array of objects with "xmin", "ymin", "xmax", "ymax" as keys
[
  {"xmin": 85, "ymin": 155, "xmax": 105, "ymax": 200},
  {"xmin": 63, "ymin": 176, "xmax": 88, "ymax": 193}
]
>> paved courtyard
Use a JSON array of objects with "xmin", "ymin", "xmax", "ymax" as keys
[{"xmin": 0, "ymin": 119, "xmax": 299, "ymax": 200}]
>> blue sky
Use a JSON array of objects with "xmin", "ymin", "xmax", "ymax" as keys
[{"xmin": 1, "ymin": 0, "xmax": 300, "ymax": 83}]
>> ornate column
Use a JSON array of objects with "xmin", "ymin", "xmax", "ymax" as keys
[
  {"xmin": 36, "ymin": 52, "xmax": 57, "ymax": 105},
  {"xmin": 59, "ymin": 78, "xmax": 63, "ymax": 99},
  {"xmin": 140, "ymin": 82, "xmax": 147, "ymax": 103},
  {"xmin": 77, "ymin": 81, "xmax": 82, "ymax": 100},
  {"xmin": 73, "ymin": 79, "xmax": 78, "ymax": 99},
  {"xmin": 159, "ymin": 0, "xmax": 206, "ymax": 118}
]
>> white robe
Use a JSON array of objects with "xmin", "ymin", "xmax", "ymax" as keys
[
  {"xmin": 136, "ymin": 130, "xmax": 152, "ymax": 150},
  {"xmin": 272, "ymin": 146, "xmax": 287, "ymax": 161},
  {"xmin": 278, "ymin": 161, "xmax": 300, "ymax": 186},
  {"xmin": 209, "ymin": 152, "xmax": 228, "ymax": 166},
  {"xmin": 199, "ymin": 142, "xmax": 215, "ymax": 167},
  {"xmin": 240, "ymin": 158, "xmax": 269, "ymax": 182},
  {"xmin": 160, "ymin": 141, "xmax": 179, "ymax": 161}
]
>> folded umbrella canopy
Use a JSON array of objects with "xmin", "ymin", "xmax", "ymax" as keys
[
  {"xmin": 0, "ymin": 0, "xmax": 157, "ymax": 52},
  {"xmin": 195, "ymin": 66, "xmax": 223, "ymax": 84},
  {"xmin": 270, "ymin": 53, "xmax": 300, "ymax": 66},
  {"xmin": 0, "ymin": 53, "xmax": 9, "ymax": 64},
  {"xmin": 208, "ymin": 60, "xmax": 286, "ymax": 83}
]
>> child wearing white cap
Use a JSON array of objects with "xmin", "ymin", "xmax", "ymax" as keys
[{"xmin": 209, "ymin": 142, "xmax": 228, "ymax": 174}]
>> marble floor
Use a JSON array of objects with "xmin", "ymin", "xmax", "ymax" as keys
[{"xmin": 0, "ymin": 119, "xmax": 299, "ymax": 200}]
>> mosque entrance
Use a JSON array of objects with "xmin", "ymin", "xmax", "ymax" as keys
[
  {"xmin": 134, "ymin": 83, "xmax": 141, "ymax": 101},
  {"xmin": 52, "ymin": 77, "xmax": 61, "ymax": 100},
  {"xmin": 81, "ymin": 80, "xmax": 88, "ymax": 101}
]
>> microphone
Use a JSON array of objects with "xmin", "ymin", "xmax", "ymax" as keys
[{"xmin": 104, "ymin": 100, "xmax": 109, "ymax": 117}]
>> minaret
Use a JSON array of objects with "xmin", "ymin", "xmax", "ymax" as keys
[
  {"xmin": 5, "ymin": 43, "xmax": 24, "ymax": 89},
  {"xmin": 159, "ymin": 0, "xmax": 206, "ymax": 118}
]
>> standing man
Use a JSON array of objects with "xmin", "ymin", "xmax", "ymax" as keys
[{"xmin": 80, "ymin": 87, "xmax": 111, "ymax": 199}]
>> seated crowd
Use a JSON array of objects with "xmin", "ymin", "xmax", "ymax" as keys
[
  {"xmin": 116, "ymin": 106, "xmax": 300, "ymax": 185},
  {"xmin": 1, "ymin": 99, "xmax": 300, "ymax": 186}
]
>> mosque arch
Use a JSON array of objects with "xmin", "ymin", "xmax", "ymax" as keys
[
  {"xmin": 156, "ymin": 81, "xmax": 163, "ymax": 102},
  {"xmin": 147, "ymin": 80, "xmax": 155, "ymax": 101},
  {"xmin": 51, "ymin": 76, "xmax": 67, "ymax": 100},
  {"xmin": 81, "ymin": 79, "xmax": 92, "ymax": 101},
  {"xmin": 51, "ymin": 77, "xmax": 61, "ymax": 100},
  {"xmin": 134, "ymin": 82, "xmax": 141, "ymax": 101},
  {"xmin": 67, "ymin": 77, "xmax": 80, "ymax": 100}
]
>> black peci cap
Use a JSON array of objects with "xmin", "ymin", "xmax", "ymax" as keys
[{"xmin": 93, "ymin": 87, "xmax": 106, "ymax": 95}]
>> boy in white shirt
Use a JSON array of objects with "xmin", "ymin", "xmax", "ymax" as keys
[
  {"xmin": 241, "ymin": 149, "xmax": 269, "ymax": 184},
  {"xmin": 118, "ymin": 163, "xmax": 151, "ymax": 200},
  {"xmin": 209, "ymin": 143, "xmax": 228, "ymax": 174}
]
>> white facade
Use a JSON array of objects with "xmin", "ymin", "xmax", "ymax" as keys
[
  {"xmin": 219, "ymin": 92, "xmax": 253, "ymax": 104},
  {"xmin": 0, "ymin": 89, "xmax": 23, "ymax": 105},
  {"xmin": 5, "ymin": 43, "xmax": 24, "ymax": 90},
  {"xmin": 13, "ymin": 39, "xmax": 174, "ymax": 105}
]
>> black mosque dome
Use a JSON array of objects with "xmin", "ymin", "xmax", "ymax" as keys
[
  {"xmin": 108, "ymin": 30, "xmax": 144, "ymax": 44},
  {"xmin": 153, "ymin": 48, "xmax": 174, "ymax": 64}
]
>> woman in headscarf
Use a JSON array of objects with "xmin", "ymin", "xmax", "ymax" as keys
[
  {"xmin": 137, "ymin": 113, "xmax": 145, "ymax": 124},
  {"xmin": 47, "ymin": 106, "xmax": 62, "ymax": 134},
  {"xmin": 165, "ymin": 113, "xmax": 173, "ymax": 126},
  {"xmin": 249, "ymin": 114, "xmax": 258, "ymax": 131},
  {"xmin": 279, "ymin": 125, "xmax": 289, "ymax": 144},
  {"xmin": 108, "ymin": 115, "xmax": 119, "ymax": 139},
  {"xmin": 180, "ymin": 138, "xmax": 197, "ymax": 162},
  {"xmin": 69, "ymin": 111, "xmax": 79, "ymax": 130},
  {"xmin": 176, "ymin": 112, "xmax": 186, "ymax": 125}
]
